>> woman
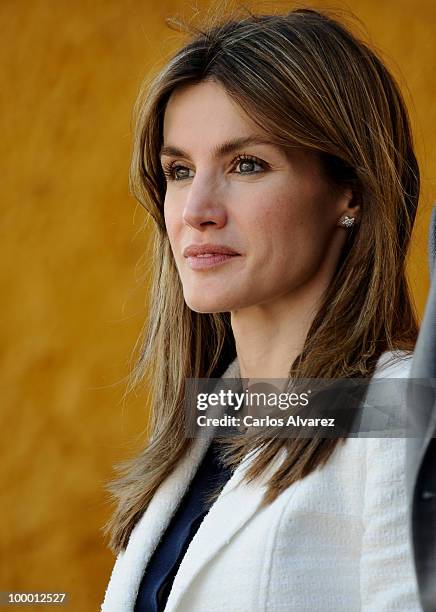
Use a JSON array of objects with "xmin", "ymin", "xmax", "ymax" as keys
[{"xmin": 101, "ymin": 7, "xmax": 422, "ymax": 611}]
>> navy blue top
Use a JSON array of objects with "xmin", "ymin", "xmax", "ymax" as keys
[{"xmin": 134, "ymin": 440, "xmax": 233, "ymax": 611}]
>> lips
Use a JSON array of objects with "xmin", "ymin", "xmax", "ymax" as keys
[
  {"xmin": 183, "ymin": 243, "xmax": 240, "ymax": 257},
  {"xmin": 182, "ymin": 243, "xmax": 241, "ymax": 270}
]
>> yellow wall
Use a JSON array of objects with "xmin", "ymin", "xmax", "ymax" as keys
[{"xmin": 1, "ymin": 0, "xmax": 435, "ymax": 609}]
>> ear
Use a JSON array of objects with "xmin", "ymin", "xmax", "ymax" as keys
[
  {"xmin": 337, "ymin": 187, "xmax": 361, "ymax": 230},
  {"xmin": 338, "ymin": 188, "xmax": 361, "ymax": 225}
]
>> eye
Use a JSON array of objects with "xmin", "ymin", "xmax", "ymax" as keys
[
  {"xmin": 233, "ymin": 154, "xmax": 266, "ymax": 175},
  {"xmin": 161, "ymin": 162, "xmax": 194, "ymax": 182}
]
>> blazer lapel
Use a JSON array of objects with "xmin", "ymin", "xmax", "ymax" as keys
[
  {"xmin": 163, "ymin": 445, "xmax": 287, "ymax": 612},
  {"xmin": 101, "ymin": 357, "xmax": 243, "ymax": 611},
  {"xmin": 101, "ymin": 431, "xmax": 212, "ymax": 611}
]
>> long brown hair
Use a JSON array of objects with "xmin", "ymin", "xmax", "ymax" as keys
[{"xmin": 103, "ymin": 6, "xmax": 420, "ymax": 554}]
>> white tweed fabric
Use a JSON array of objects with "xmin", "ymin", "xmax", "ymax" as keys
[{"xmin": 101, "ymin": 351, "xmax": 421, "ymax": 611}]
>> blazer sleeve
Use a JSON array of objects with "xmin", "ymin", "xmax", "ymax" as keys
[{"xmin": 360, "ymin": 436, "xmax": 422, "ymax": 610}]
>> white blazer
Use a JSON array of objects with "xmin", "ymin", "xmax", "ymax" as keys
[{"xmin": 101, "ymin": 351, "xmax": 422, "ymax": 611}]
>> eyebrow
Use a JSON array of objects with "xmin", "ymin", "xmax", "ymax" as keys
[{"xmin": 159, "ymin": 136, "xmax": 279, "ymax": 160}]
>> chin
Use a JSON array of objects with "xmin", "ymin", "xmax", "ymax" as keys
[
  {"xmin": 183, "ymin": 290, "xmax": 238, "ymax": 314},
  {"xmin": 184, "ymin": 300, "xmax": 230, "ymax": 314}
]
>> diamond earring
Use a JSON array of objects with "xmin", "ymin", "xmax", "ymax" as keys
[{"xmin": 339, "ymin": 215, "xmax": 355, "ymax": 228}]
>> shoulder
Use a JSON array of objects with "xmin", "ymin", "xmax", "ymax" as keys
[
  {"xmin": 354, "ymin": 349, "xmax": 412, "ymax": 438},
  {"xmin": 357, "ymin": 350, "xmax": 412, "ymax": 497},
  {"xmin": 372, "ymin": 349, "xmax": 413, "ymax": 379}
]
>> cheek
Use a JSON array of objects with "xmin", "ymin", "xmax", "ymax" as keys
[
  {"xmin": 244, "ymin": 187, "xmax": 332, "ymax": 267},
  {"xmin": 163, "ymin": 200, "xmax": 181, "ymax": 245},
  {"xmin": 245, "ymin": 191, "xmax": 307, "ymax": 245}
]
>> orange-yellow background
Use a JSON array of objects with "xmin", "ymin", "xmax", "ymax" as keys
[{"xmin": 1, "ymin": 0, "xmax": 435, "ymax": 609}]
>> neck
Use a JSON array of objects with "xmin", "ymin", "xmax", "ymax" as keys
[{"xmin": 230, "ymin": 279, "xmax": 327, "ymax": 381}]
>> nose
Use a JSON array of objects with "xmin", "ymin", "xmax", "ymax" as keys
[{"xmin": 182, "ymin": 176, "xmax": 227, "ymax": 230}]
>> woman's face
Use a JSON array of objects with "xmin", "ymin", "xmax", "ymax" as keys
[{"xmin": 161, "ymin": 79, "xmax": 353, "ymax": 313}]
